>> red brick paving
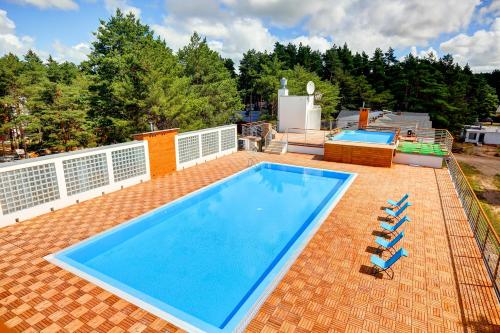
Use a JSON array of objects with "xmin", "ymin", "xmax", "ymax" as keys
[{"xmin": 0, "ymin": 152, "xmax": 499, "ymax": 332}]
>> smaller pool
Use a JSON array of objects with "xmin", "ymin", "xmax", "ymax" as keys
[{"xmin": 331, "ymin": 130, "xmax": 395, "ymax": 144}]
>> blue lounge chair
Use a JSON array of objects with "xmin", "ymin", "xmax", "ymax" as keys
[
  {"xmin": 381, "ymin": 215, "xmax": 410, "ymax": 233},
  {"xmin": 375, "ymin": 231, "xmax": 404, "ymax": 253},
  {"xmin": 371, "ymin": 247, "xmax": 408, "ymax": 278},
  {"xmin": 385, "ymin": 201, "xmax": 411, "ymax": 219},
  {"xmin": 387, "ymin": 193, "xmax": 409, "ymax": 209}
]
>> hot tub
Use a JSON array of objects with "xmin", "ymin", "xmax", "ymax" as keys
[{"xmin": 324, "ymin": 129, "xmax": 398, "ymax": 167}]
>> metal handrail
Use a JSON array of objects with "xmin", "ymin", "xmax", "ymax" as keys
[
  {"xmin": 263, "ymin": 124, "xmax": 277, "ymax": 149},
  {"xmin": 361, "ymin": 125, "xmax": 400, "ymax": 133},
  {"xmin": 446, "ymin": 154, "xmax": 499, "ymax": 299},
  {"xmin": 285, "ymin": 128, "xmax": 327, "ymax": 147},
  {"xmin": 413, "ymin": 128, "xmax": 454, "ymax": 154}
]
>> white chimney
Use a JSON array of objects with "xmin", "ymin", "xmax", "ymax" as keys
[{"xmin": 278, "ymin": 77, "xmax": 288, "ymax": 96}]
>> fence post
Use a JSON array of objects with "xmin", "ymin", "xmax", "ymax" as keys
[
  {"xmin": 473, "ymin": 206, "xmax": 481, "ymax": 234},
  {"xmin": 198, "ymin": 133, "xmax": 203, "ymax": 162},
  {"xmin": 106, "ymin": 150, "xmax": 115, "ymax": 186},
  {"xmin": 467, "ymin": 194, "xmax": 474, "ymax": 215},
  {"xmin": 54, "ymin": 159, "xmax": 68, "ymax": 200},
  {"xmin": 218, "ymin": 128, "xmax": 223, "ymax": 154},
  {"xmin": 493, "ymin": 255, "xmax": 500, "ymax": 283},
  {"xmin": 233, "ymin": 126, "xmax": 237, "ymax": 152}
]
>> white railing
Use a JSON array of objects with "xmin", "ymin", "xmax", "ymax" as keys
[
  {"xmin": 175, "ymin": 125, "xmax": 237, "ymax": 170},
  {"xmin": 0, "ymin": 141, "xmax": 150, "ymax": 227}
]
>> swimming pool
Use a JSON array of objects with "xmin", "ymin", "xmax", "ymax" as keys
[
  {"xmin": 331, "ymin": 130, "xmax": 395, "ymax": 144},
  {"xmin": 46, "ymin": 163, "xmax": 355, "ymax": 333}
]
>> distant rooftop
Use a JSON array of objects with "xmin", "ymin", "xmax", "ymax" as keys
[
  {"xmin": 335, "ymin": 110, "xmax": 384, "ymax": 128},
  {"xmin": 336, "ymin": 110, "xmax": 432, "ymax": 129},
  {"xmin": 465, "ymin": 125, "xmax": 500, "ymax": 132}
]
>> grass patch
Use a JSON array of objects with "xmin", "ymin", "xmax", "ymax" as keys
[
  {"xmin": 481, "ymin": 203, "xmax": 500, "ymax": 236},
  {"xmin": 458, "ymin": 162, "xmax": 483, "ymax": 192},
  {"xmin": 458, "ymin": 161, "xmax": 480, "ymax": 176},
  {"xmin": 458, "ymin": 161, "xmax": 499, "ymax": 235},
  {"xmin": 494, "ymin": 174, "xmax": 500, "ymax": 190}
]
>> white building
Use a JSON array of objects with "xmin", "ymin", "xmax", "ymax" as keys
[
  {"xmin": 277, "ymin": 79, "xmax": 321, "ymax": 133},
  {"xmin": 463, "ymin": 125, "xmax": 500, "ymax": 145}
]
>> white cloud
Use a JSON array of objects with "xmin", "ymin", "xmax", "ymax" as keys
[
  {"xmin": 152, "ymin": 0, "xmax": 277, "ymax": 64},
  {"xmin": 410, "ymin": 46, "xmax": 418, "ymax": 57},
  {"xmin": 288, "ymin": 36, "xmax": 332, "ymax": 53},
  {"xmin": 225, "ymin": 0, "xmax": 322, "ymax": 27},
  {"xmin": 5, "ymin": 0, "xmax": 492, "ymax": 70},
  {"xmin": 402, "ymin": 46, "xmax": 439, "ymax": 61},
  {"xmin": 0, "ymin": 10, "xmax": 37, "ymax": 56},
  {"xmin": 165, "ymin": 0, "xmax": 224, "ymax": 20},
  {"xmin": 14, "ymin": 0, "xmax": 78, "ymax": 10},
  {"xmin": 153, "ymin": 15, "xmax": 276, "ymax": 63},
  {"xmin": 213, "ymin": 18, "xmax": 276, "ymax": 61},
  {"xmin": 418, "ymin": 46, "xmax": 439, "ymax": 59},
  {"xmin": 52, "ymin": 40, "xmax": 91, "ymax": 63},
  {"xmin": 226, "ymin": 0, "xmax": 479, "ymax": 54},
  {"xmin": 152, "ymin": 0, "xmax": 486, "ymax": 67},
  {"xmin": 104, "ymin": 0, "xmax": 141, "ymax": 17},
  {"xmin": 151, "ymin": 24, "xmax": 191, "ymax": 51},
  {"xmin": 479, "ymin": 0, "xmax": 500, "ymax": 16},
  {"xmin": 475, "ymin": 0, "xmax": 500, "ymax": 24},
  {"xmin": 440, "ymin": 18, "xmax": 500, "ymax": 72},
  {"xmin": 0, "ymin": 9, "xmax": 88, "ymax": 63},
  {"xmin": 0, "ymin": 9, "xmax": 16, "ymax": 34}
]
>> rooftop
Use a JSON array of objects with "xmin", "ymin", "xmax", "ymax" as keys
[
  {"xmin": 1, "ymin": 151, "xmax": 499, "ymax": 332},
  {"xmin": 465, "ymin": 125, "xmax": 500, "ymax": 133}
]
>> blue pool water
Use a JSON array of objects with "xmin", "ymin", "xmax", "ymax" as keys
[
  {"xmin": 332, "ymin": 130, "xmax": 395, "ymax": 144},
  {"xmin": 47, "ymin": 163, "xmax": 355, "ymax": 333}
]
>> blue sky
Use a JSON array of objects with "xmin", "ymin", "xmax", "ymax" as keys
[{"xmin": 0, "ymin": 0, "xmax": 498, "ymax": 72}]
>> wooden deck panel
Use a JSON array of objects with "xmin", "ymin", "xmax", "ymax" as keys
[
  {"xmin": 1, "ymin": 152, "xmax": 499, "ymax": 332},
  {"xmin": 324, "ymin": 142, "xmax": 395, "ymax": 167}
]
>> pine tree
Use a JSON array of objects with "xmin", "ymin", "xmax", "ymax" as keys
[
  {"xmin": 284, "ymin": 65, "xmax": 340, "ymax": 119},
  {"xmin": 178, "ymin": 33, "xmax": 243, "ymax": 128}
]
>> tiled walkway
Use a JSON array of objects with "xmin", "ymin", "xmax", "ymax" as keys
[{"xmin": 0, "ymin": 152, "xmax": 499, "ymax": 333}]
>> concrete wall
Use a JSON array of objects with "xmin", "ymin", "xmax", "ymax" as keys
[
  {"xmin": 287, "ymin": 144, "xmax": 324, "ymax": 155},
  {"xmin": 393, "ymin": 153, "xmax": 443, "ymax": 168},
  {"xmin": 278, "ymin": 96, "xmax": 307, "ymax": 132},
  {"xmin": 484, "ymin": 132, "xmax": 500, "ymax": 145},
  {"xmin": 306, "ymin": 107, "xmax": 322, "ymax": 130}
]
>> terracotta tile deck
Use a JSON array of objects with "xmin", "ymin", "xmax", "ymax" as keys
[{"xmin": 0, "ymin": 151, "xmax": 499, "ymax": 333}]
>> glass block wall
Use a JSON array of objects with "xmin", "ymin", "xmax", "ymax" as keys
[
  {"xmin": 176, "ymin": 125, "xmax": 237, "ymax": 170},
  {"xmin": 178, "ymin": 135, "xmax": 200, "ymax": 164},
  {"xmin": 0, "ymin": 141, "xmax": 149, "ymax": 222},
  {"xmin": 221, "ymin": 128, "xmax": 236, "ymax": 151},
  {"xmin": 63, "ymin": 153, "xmax": 110, "ymax": 196},
  {"xmin": 0, "ymin": 163, "xmax": 60, "ymax": 215},
  {"xmin": 112, "ymin": 146, "xmax": 147, "ymax": 182},
  {"xmin": 201, "ymin": 131, "xmax": 219, "ymax": 157}
]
